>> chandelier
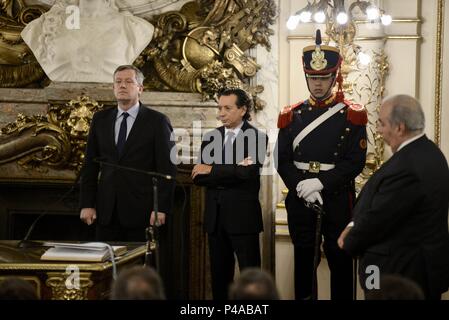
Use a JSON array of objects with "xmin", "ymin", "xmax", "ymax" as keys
[
  {"xmin": 287, "ymin": 0, "xmax": 392, "ymax": 29},
  {"xmin": 287, "ymin": 0, "xmax": 392, "ymax": 66}
]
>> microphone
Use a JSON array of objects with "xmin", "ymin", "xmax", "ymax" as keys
[
  {"xmin": 93, "ymin": 158, "xmax": 173, "ymax": 180},
  {"xmin": 18, "ymin": 167, "xmax": 84, "ymax": 248},
  {"xmin": 93, "ymin": 158, "xmax": 174, "ymax": 270}
]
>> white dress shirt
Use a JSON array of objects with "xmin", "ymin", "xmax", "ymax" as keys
[
  {"xmin": 114, "ymin": 102, "xmax": 140, "ymax": 144},
  {"xmin": 223, "ymin": 121, "xmax": 244, "ymax": 145},
  {"xmin": 396, "ymin": 133, "xmax": 425, "ymax": 152}
]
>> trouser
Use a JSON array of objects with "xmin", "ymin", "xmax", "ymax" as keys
[
  {"xmin": 96, "ymin": 206, "xmax": 146, "ymax": 242},
  {"xmin": 208, "ymin": 223, "xmax": 261, "ymax": 300},
  {"xmin": 294, "ymin": 242, "xmax": 353, "ymax": 300},
  {"xmin": 286, "ymin": 191, "xmax": 354, "ymax": 300}
]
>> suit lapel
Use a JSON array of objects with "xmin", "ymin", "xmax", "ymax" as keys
[
  {"xmin": 219, "ymin": 126, "xmax": 225, "ymax": 139},
  {"xmin": 234, "ymin": 121, "xmax": 250, "ymax": 161},
  {"xmin": 108, "ymin": 107, "xmax": 119, "ymax": 159},
  {"xmin": 236, "ymin": 120, "xmax": 249, "ymax": 140}
]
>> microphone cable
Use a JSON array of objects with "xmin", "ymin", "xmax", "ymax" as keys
[{"xmin": 18, "ymin": 168, "xmax": 83, "ymax": 248}]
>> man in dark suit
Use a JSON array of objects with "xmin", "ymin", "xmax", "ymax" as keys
[
  {"xmin": 191, "ymin": 88, "xmax": 268, "ymax": 300},
  {"xmin": 339, "ymin": 94, "xmax": 449, "ymax": 300},
  {"xmin": 79, "ymin": 65, "xmax": 176, "ymax": 242}
]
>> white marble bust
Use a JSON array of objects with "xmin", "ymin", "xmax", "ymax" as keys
[{"xmin": 21, "ymin": 0, "xmax": 154, "ymax": 83}]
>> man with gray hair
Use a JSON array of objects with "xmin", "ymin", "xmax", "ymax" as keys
[
  {"xmin": 338, "ymin": 94, "xmax": 449, "ymax": 300},
  {"xmin": 80, "ymin": 65, "xmax": 176, "ymax": 241}
]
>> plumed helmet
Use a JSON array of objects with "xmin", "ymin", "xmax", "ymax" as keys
[{"xmin": 302, "ymin": 29, "xmax": 342, "ymax": 77}]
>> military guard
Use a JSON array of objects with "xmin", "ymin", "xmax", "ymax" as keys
[{"xmin": 276, "ymin": 30, "xmax": 368, "ymax": 300}]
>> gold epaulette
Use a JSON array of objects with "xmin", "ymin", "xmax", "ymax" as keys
[
  {"xmin": 277, "ymin": 102, "xmax": 302, "ymax": 128},
  {"xmin": 345, "ymin": 100, "xmax": 368, "ymax": 126}
]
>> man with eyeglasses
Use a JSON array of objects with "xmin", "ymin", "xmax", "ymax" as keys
[
  {"xmin": 275, "ymin": 29, "xmax": 368, "ymax": 300},
  {"xmin": 79, "ymin": 65, "xmax": 176, "ymax": 242}
]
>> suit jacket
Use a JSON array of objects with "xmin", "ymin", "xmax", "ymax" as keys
[
  {"xmin": 80, "ymin": 103, "xmax": 177, "ymax": 228},
  {"xmin": 193, "ymin": 121, "xmax": 268, "ymax": 234},
  {"xmin": 344, "ymin": 135, "xmax": 449, "ymax": 296}
]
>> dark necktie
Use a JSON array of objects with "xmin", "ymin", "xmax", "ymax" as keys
[
  {"xmin": 223, "ymin": 131, "xmax": 235, "ymax": 164},
  {"xmin": 117, "ymin": 112, "xmax": 129, "ymax": 156}
]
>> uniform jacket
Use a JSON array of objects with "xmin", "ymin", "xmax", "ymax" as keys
[{"xmin": 276, "ymin": 98, "xmax": 368, "ymax": 243}]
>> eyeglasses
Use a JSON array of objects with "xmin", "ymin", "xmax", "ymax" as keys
[{"xmin": 114, "ymin": 80, "xmax": 139, "ymax": 86}]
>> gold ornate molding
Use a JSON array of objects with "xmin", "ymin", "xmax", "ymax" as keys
[
  {"xmin": 274, "ymin": 229, "xmax": 290, "ymax": 237},
  {"xmin": 322, "ymin": 16, "xmax": 390, "ymax": 189},
  {"xmin": 0, "ymin": 96, "xmax": 102, "ymax": 172},
  {"xmin": 1, "ymin": 0, "xmax": 277, "ymax": 101},
  {"xmin": 138, "ymin": 0, "xmax": 276, "ymax": 110},
  {"xmin": 275, "ymin": 219, "xmax": 288, "ymax": 226},
  {"xmin": 0, "ymin": 246, "xmax": 146, "ymax": 271},
  {"xmin": 352, "ymin": 49, "xmax": 389, "ymax": 186},
  {"xmin": 384, "ymin": 36, "xmax": 421, "ymax": 40},
  {"xmin": 288, "ymin": 35, "xmax": 421, "ymax": 41},
  {"xmin": 46, "ymin": 271, "xmax": 93, "ymax": 300},
  {"xmin": 434, "ymin": 0, "xmax": 445, "ymax": 146},
  {"xmin": 276, "ymin": 203, "xmax": 285, "ymax": 209},
  {"xmin": 354, "ymin": 18, "xmax": 422, "ymax": 24},
  {"xmin": 0, "ymin": 0, "xmax": 47, "ymax": 87}
]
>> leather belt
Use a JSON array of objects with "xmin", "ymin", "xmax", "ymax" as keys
[{"xmin": 294, "ymin": 161, "xmax": 335, "ymax": 173}]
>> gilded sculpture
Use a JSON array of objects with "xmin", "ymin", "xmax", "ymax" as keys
[
  {"xmin": 46, "ymin": 271, "xmax": 93, "ymax": 300},
  {"xmin": 0, "ymin": 0, "xmax": 277, "ymax": 173},
  {"xmin": 0, "ymin": 96, "xmax": 102, "ymax": 172},
  {"xmin": 1, "ymin": 0, "xmax": 277, "ymax": 110},
  {"xmin": 138, "ymin": 0, "xmax": 276, "ymax": 110},
  {"xmin": 327, "ymin": 36, "xmax": 389, "ymax": 191},
  {"xmin": 0, "ymin": 0, "xmax": 47, "ymax": 87}
]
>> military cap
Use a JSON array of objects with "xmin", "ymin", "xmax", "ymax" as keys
[{"xmin": 302, "ymin": 29, "xmax": 342, "ymax": 77}]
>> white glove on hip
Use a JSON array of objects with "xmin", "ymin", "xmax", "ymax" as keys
[
  {"xmin": 304, "ymin": 191, "xmax": 323, "ymax": 205},
  {"xmin": 296, "ymin": 178, "xmax": 324, "ymax": 199}
]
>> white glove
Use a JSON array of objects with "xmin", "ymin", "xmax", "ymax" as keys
[
  {"xmin": 296, "ymin": 178, "xmax": 324, "ymax": 199},
  {"xmin": 304, "ymin": 191, "xmax": 323, "ymax": 205}
]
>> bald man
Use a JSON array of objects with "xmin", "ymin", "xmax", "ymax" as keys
[{"xmin": 338, "ymin": 95, "xmax": 449, "ymax": 300}]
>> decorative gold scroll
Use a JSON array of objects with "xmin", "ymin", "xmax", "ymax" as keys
[{"xmin": 0, "ymin": 96, "xmax": 103, "ymax": 171}]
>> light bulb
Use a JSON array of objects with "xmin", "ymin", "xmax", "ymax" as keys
[
  {"xmin": 299, "ymin": 11, "xmax": 312, "ymax": 23},
  {"xmin": 314, "ymin": 11, "xmax": 326, "ymax": 23},
  {"xmin": 358, "ymin": 52, "xmax": 371, "ymax": 65},
  {"xmin": 336, "ymin": 12, "xmax": 348, "ymax": 25},
  {"xmin": 381, "ymin": 14, "xmax": 392, "ymax": 26},
  {"xmin": 366, "ymin": 6, "xmax": 380, "ymax": 20},
  {"xmin": 286, "ymin": 15, "xmax": 300, "ymax": 30}
]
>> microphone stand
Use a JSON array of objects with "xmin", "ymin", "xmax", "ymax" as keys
[
  {"xmin": 144, "ymin": 177, "xmax": 160, "ymax": 270},
  {"xmin": 94, "ymin": 159, "xmax": 172, "ymax": 181},
  {"xmin": 93, "ymin": 159, "xmax": 172, "ymax": 271}
]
